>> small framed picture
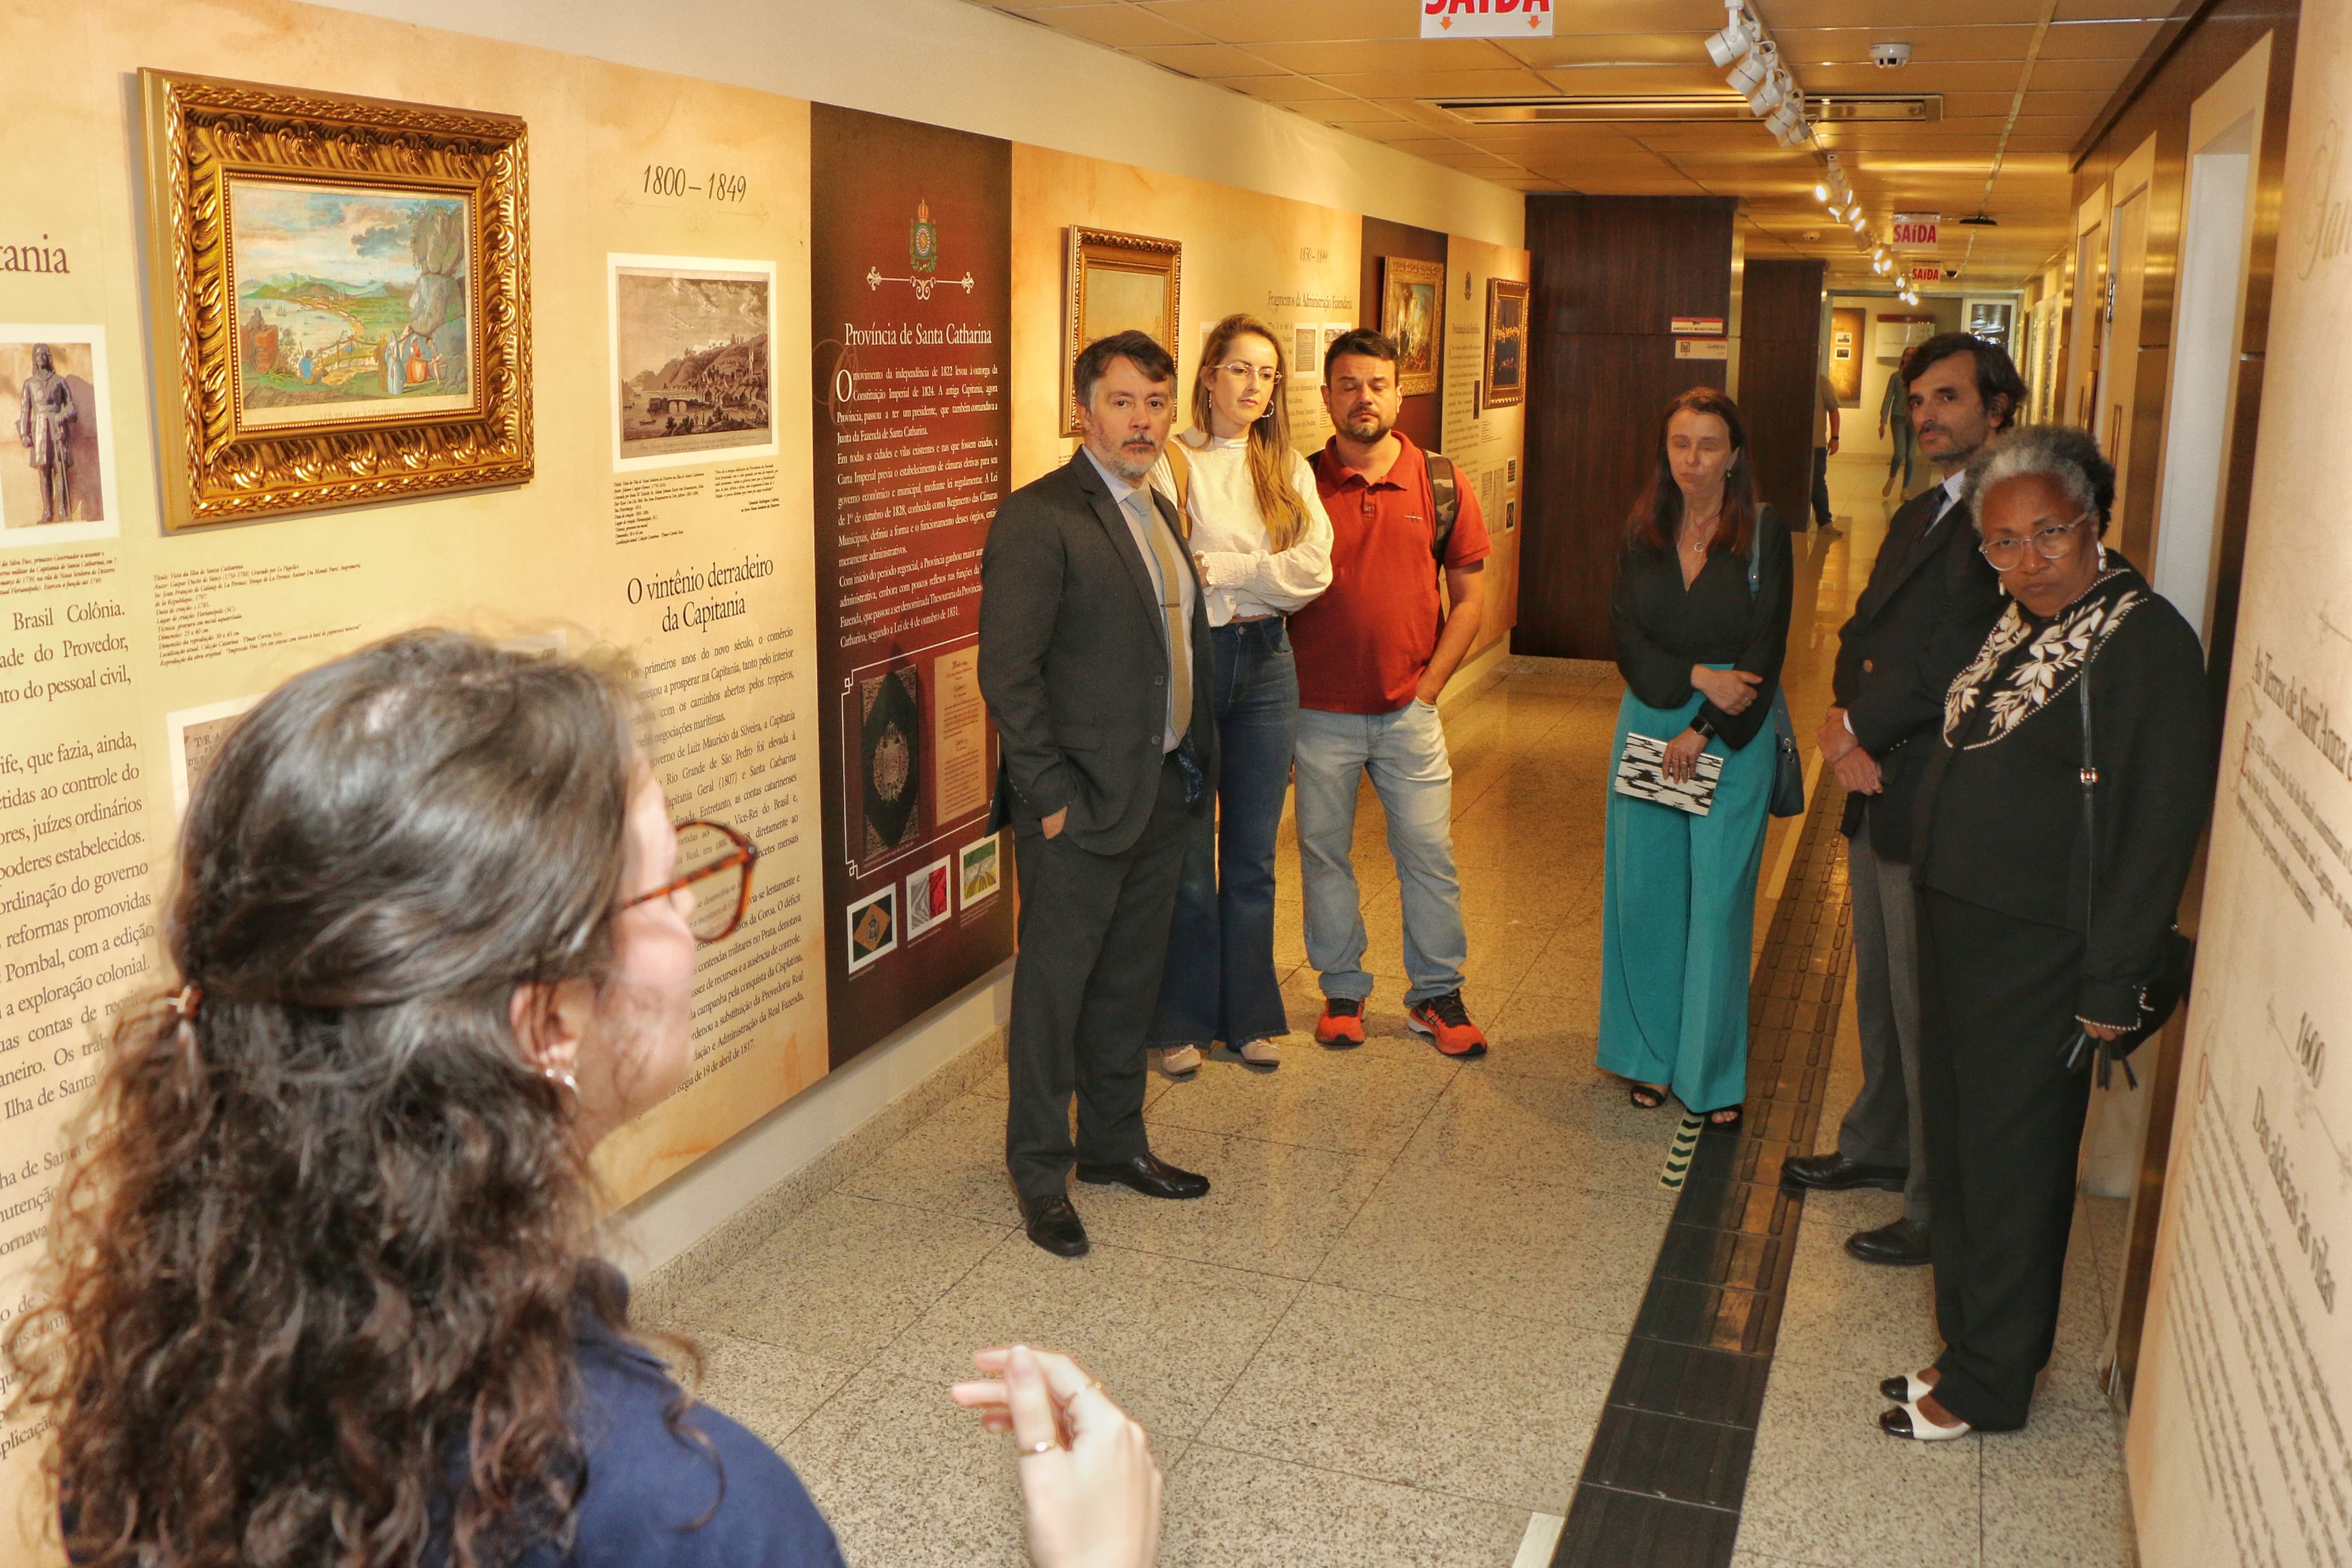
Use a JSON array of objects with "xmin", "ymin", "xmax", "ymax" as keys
[
  {"xmin": 1063, "ymin": 226, "xmax": 1182, "ymax": 436},
  {"xmin": 1378, "ymin": 257, "xmax": 1445, "ymax": 397},
  {"xmin": 958, "ymin": 834, "xmax": 1002, "ymax": 907},
  {"xmin": 846, "ymin": 885, "xmax": 897, "ymax": 974},
  {"xmin": 1484, "ymin": 278, "xmax": 1529, "ymax": 409},
  {"xmin": 906, "ymin": 854, "xmax": 953, "ymax": 941}
]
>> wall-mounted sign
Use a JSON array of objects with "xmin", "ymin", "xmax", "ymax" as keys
[
  {"xmin": 1891, "ymin": 212, "xmax": 1940, "ymax": 250},
  {"xmin": 1909, "ymin": 266, "xmax": 1944, "ymax": 283},
  {"xmin": 1670, "ymin": 315, "xmax": 1725, "ymax": 335},
  {"xmin": 1675, "ymin": 337, "xmax": 1730, "ymax": 359},
  {"xmin": 1421, "ymin": 0, "xmax": 1554, "ymax": 39}
]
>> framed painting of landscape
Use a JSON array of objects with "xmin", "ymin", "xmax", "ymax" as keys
[{"xmin": 140, "ymin": 71, "xmax": 530, "ymax": 530}]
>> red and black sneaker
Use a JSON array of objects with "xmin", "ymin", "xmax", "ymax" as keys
[
  {"xmin": 1406, "ymin": 991, "xmax": 1488, "ymax": 1058},
  {"xmin": 1314, "ymin": 997, "xmax": 1367, "ymax": 1048}
]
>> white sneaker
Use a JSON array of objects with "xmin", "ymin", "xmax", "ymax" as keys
[
  {"xmin": 1235, "ymin": 1038, "xmax": 1282, "ymax": 1069},
  {"xmin": 1157, "ymin": 1045, "xmax": 1203, "ymax": 1076}
]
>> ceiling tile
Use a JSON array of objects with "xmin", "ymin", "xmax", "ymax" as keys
[
  {"xmin": 1136, "ymin": 0, "xmax": 1417, "ymax": 44},
  {"xmin": 1120, "ymin": 41, "xmax": 1287, "ymax": 77},
  {"xmin": 1236, "ymin": 38, "xmax": 1516, "ymax": 74},
  {"xmin": 1202, "ymin": 74, "xmax": 1356, "ymax": 102},
  {"xmin": 2040, "ymin": 19, "xmax": 2164, "ymax": 57},
  {"xmin": 2027, "ymin": 56, "xmax": 2139, "ymax": 92},
  {"xmin": 997, "ymin": 3, "xmax": 1203, "ymax": 49},
  {"xmin": 1310, "ymin": 68, "xmax": 1563, "ymax": 99}
]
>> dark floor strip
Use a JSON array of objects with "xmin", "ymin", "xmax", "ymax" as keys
[{"xmin": 1554, "ymin": 783, "xmax": 1853, "ymax": 1568}]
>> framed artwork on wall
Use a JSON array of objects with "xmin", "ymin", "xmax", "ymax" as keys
[
  {"xmin": 139, "ymin": 70, "xmax": 531, "ymax": 531},
  {"xmin": 1380, "ymin": 256, "xmax": 1445, "ymax": 396},
  {"xmin": 1063, "ymin": 226, "xmax": 1181, "ymax": 436},
  {"xmin": 1484, "ymin": 277, "xmax": 1528, "ymax": 408},
  {"xmin": 1828, "ymin": 306, "xmax": 1865, "ymax": 404}
]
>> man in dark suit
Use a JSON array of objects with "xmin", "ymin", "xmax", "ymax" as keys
[
  {"xmin": 978, "ymin": 330, "xmax": 1218, "ymax": 1258},
  {"xmin": 1782, "ymin": 332, "xmax": 2024, "ymax": 1265}
]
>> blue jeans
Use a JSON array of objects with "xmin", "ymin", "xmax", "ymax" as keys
[
  {"xmin": 1149, "ymin": 620, "xmax": 1299, "ymax": 1047},
  {"xmin": 1292, "ymin": 699, "xmax": 1467, "ymax": 1006}
]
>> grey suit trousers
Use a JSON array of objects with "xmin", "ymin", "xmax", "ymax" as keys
[{"xmin": 1837, "ymin": 816, "xmax": 1930, "ymax": 1223}]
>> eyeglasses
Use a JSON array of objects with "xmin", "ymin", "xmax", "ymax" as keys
[
  {"xmin": 1979, "ymin": 516, "xmax": 2092, "ymax": 572},
  {"xmin": 1214, "ymin": 362, "xmax": 1282, "ymax": 387},
  {"xmin": 619, "ymin": 820, "xmax": 759, "ymax": 943}
]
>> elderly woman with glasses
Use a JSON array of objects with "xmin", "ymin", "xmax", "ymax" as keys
[
  {"xmin": 1881, "ymin": 427, "xmax": 2213, "ymax": 1441},
  {"xmin": 7, "ymin": 630, "xmax": 1165, "ymax": 1568}
]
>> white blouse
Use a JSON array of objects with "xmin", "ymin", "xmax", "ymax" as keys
[{"xmin": 1148, "ymin": 430, "xmax": 1334, "ymax": 627}]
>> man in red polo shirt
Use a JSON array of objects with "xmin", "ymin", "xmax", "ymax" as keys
[{"xmin": 1290, "ymin": 328, "xmax": 1491, "ymax": 1058}]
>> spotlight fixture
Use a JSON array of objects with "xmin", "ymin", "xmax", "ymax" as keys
[
  {"xmin": 1726, "ymin": 40, "xmax": 1776, "ymax": 96},
  {"xmin": 1850, "ymin": 212, "xmax": 1867, "ymax": 232},
  {"xmin": 1706, "ymin": 6, "xmax": 1759, "ymax": 68},
  {"xmin": 1767, "ymin": 101, "xmax": 1803, "ymax": 138},
  {"xmin": 1814, "ymin": 181, "xmax": 1830, "ymax": 202}
]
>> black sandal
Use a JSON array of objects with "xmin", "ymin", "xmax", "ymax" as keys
[
  {"xmin": 1629, "ymin": 1082, "xmax": 1668, "ymax": 1110},
  {"xmin": 1701, "ymin": 1103, "xmax": 1744, "ymax": 1131}
]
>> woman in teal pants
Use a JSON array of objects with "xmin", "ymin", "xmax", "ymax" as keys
[{"xmin": 1598, "ymin": 388, "xmax": 1791, "ymax": 1127}]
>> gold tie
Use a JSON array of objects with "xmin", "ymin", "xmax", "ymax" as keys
[{"xmin": 1131, "ymin": 491, "xmax": 1191, "ymax": 743}]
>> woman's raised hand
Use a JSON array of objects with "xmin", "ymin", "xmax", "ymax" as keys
[
  {"xmin": 1692, "ymin": 666, "xmax": 1762, "ymax": 714},
  {"xmin": 952, "ymin": 1345, "xmax": 1162, "ymax": 1568}
]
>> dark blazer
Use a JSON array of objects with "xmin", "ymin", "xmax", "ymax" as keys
[
  {"xmin": 1911, "ymin": 564, "xmax": 2212, "ymax": 1024},
  {"xmin": 1831, "ymin": 482, "xmax": 2004, "ymax": 860},
  {"xmin": 979, "ymin": 449, "xmax": 1217, "ymax": 855}
]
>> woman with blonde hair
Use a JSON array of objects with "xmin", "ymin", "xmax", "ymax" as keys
[{"xmin": 1146, "ymin": 313, "xmax": 1334, "ymax": 1075}]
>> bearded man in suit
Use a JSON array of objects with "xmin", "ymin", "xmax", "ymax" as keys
[
  {"xmin": 1780, "ymin": 332, "xmax": 2026, "ymax": 1266},
  {"xmin": 978, "ymin": 330, "xmax": 1218, "ymax": 1259}
]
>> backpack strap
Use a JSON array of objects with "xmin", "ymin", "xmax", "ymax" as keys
[
  {"xmin": 1163, "ymin": 437, "xmax": 1194, "ymax": 540},
  {"xmin": 1426, "ymin": 451, "xmax": 1459, "ymax": 564}
]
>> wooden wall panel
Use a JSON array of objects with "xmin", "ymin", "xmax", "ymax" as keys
[
  {"xmin": 1739, "ymin": 259, "xmax": 1827, "ymax": 530},
  {"xmin": 1518, "ymin": 196, "xmax": 1736, "ymax": 659},
  {"xmin": 2058, "ymin": 0, "xmax": 2300, "ymax": 1418},
  {"xmin": 1360, "ymin": 215, "xmax": 1448, "ymax": 452},
  {"xmin": 2069, "ymin": 0, "xmax": 2298, "ymax": 627}
]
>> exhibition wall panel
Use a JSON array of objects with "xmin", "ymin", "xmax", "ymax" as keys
[
  {"xmin": 0, "ymin": 1, "xmax": 1534, "ymax": 1548},
  {"xmin": 1008, "ymin": 145, "xmax": 1364, "ymax": 488},
  {"xmin": 2122, "ymin": 6, "xmax": 2351, "ymax": 1563},
  {"xmin": 0, "ymin": 0, "xmax": 831, "ymax": 1543},
  {"xmin": 1442, "ymin": 233, "xmax": 1531, "ymax": 657}
]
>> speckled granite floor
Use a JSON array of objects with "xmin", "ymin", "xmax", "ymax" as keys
[{"xmin": 641, "ymin": 457, "xmax": 2141, "ymax": 1567}]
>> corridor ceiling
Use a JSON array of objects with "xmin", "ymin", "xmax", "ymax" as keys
[{"xmin": 972, "ymin": 0, "xmax": 2188, "ymax": 292}]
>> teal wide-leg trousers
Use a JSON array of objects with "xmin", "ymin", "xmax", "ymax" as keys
[{"xmin": 1597, "ymin": 680, "xmax": 1772, "ymax": 1114}]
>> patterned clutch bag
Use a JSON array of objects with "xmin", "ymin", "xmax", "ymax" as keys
[{"xmin": 1613, "ymin": 731, "xmax": 1723, "ymax": 816}]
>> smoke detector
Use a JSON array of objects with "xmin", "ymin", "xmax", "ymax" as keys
[{"xmin": 1870, "ymin": 41, "xmax": 1912, "ymax": 68}]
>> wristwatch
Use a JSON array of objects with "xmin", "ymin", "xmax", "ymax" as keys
[{"xmin": 1689, "ymin": 714, "xmax": 1718, "ymax": 740}]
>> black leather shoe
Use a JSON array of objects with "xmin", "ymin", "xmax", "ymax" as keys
[
  {"xmin": 1074, "ymin": 1151, "xmax": 1210, "ymax": 1199},
  {"xmin": 1019, "ymin": 1193, "xmax": 1089, "ymax": 1258},
  {"xmin": 1846, "ymin": 1216, "xmax": 1932, "ymax": 1266},
  {"xmin": 1780, "ymin": 1151, "xmax": 1908, "ymax": 1192}
]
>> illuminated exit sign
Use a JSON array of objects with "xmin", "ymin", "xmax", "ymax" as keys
[
  {"xmin": 1423, "ymin": 0, "xmax": 1554, "ymax": 37},
  {"xmin": 1891, "ymin": 213, "xmax": 1941, "ymax": 249}
]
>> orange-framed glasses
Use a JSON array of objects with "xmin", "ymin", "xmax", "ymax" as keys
[{"xmin": 620, "ymin": 820, "xmax": 759, "ymax": 944}]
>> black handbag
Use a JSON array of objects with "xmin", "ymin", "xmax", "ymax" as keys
[{"xmin": 2060, "ymin": 672, "xmax": 2195, "ymax": 1089}]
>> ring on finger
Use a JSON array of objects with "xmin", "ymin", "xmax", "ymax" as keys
[{"xmin": 1019, "ymin": 1439, "xmax": 1059, "ymax": 1456}]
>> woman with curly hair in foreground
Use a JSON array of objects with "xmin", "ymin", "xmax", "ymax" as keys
[{"xmin": 6, "ymin": 629, "xmax": 1160, "ymax": 1568}]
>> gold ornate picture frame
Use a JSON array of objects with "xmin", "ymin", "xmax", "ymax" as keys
[
  {"xmin": 1379, "ymin": 256, "xmax": 1445, "ymax": 397},
  {"xmin": 140, "ymin": 70, "xmax": 531, "ymax": 531},
  {"xmin": 1063, "ymin": 226, "xmax": 1181, "ymax": 437},
  {"xmin": 1484, "ymin": 277, "xmax": 1528, "ymax": 409}
]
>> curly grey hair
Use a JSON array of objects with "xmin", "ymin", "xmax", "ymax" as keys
[{"xmin": 1961, "ymin": 425, "xmax": 2117, "ymax": 537}]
